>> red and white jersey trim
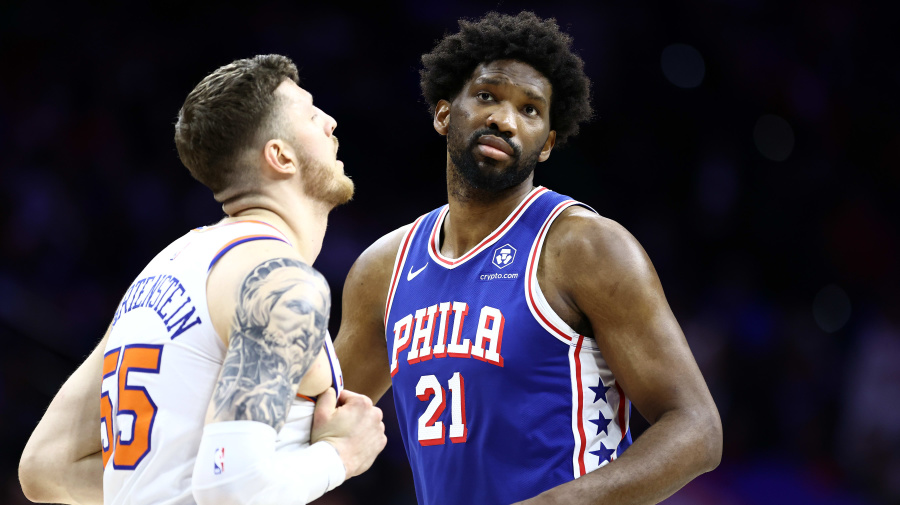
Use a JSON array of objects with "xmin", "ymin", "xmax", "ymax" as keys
[
  {"xmin": 569, "ymin": 340, "xmax": 629, "ymax": 478},
  {"xmin": 427, "ymin": 187, "xmax": 549, "ymax": 269},
  {"xmin": 524, "ymin": 199, "xmax": 600, "ymax": 348},
  {"xmin": 520, "ymin": 199, "xmax": 628, "ymax": 478},
  {"xmin": 384, "ymin": 215, "xmax": 427, "ymax": 328}
]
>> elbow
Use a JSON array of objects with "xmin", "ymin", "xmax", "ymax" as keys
[
  {"xmin": 19, "ymin": 451, "xmax": 51, "ymax": 503},
  {"xmin": 698, "ymin": 408, "xmax": 723, "ymax": 473}
]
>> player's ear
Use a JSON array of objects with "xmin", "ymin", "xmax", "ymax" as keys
[
  {"xmin": 263, "ymin": 139, "xmax": 298, "ymax": 177},
  {"xmin": 433, "ymin": 100, "xmax": 451, "ymax": 136},
  {"xmin": 538, "ymin": 130, "xmax": 556, "ymax": 162}
]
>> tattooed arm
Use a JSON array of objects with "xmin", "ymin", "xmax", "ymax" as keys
[
  {"xmin": 211, "ymin": 257, "xmax": 331, "ymax": 431},
  {"xmin": 194, "ymin": 247, "xmax": 385, "ymax": 505}
]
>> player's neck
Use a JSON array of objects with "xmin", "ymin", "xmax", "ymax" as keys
[
  {"xmin": 441, "ymin": 177, "xmax": 535, "ymax": 259},
  {"xmin": 222, "ymin": 192, "xmax": 330, "ymax": 264}
]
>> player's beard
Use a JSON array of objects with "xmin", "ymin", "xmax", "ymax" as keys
[
  {"xmin": 447, "ymin": 115, "xmax": 540, "ymax": 195},
  {"xmin": 297, "ymin": 144, "xmax": 354, "ymax": 208}
]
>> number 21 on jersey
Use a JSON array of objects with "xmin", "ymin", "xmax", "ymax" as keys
[
  {"xmin": 417, "ymin": 372, "xmax": 467, "ymax": 445},
  {"xmin": 101, "ymin": 344, "xmax": 163, "ymax": 469}
]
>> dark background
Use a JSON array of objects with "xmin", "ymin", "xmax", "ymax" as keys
[{"xmin": 1, "ymin": 1, "xmax": 897, "ymax": 504}]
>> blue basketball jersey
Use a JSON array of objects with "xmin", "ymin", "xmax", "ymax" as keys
[{"xmin": 384, "ymin": 187, "xmax": 633, "ymax": 505}]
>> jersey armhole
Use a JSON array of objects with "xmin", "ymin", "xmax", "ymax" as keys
[
  {"xmin": 524, "ymin": 201, "xmax": 600, "ymax": 350},
  {"xmin": 383, "ymin": 215, "xmax": 427, "ymax": 328}
]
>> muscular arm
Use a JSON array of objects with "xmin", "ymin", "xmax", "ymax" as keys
[
  {"xmin": 208, "ymin": 256, "xmax": 332, "ymax": 431},
  {"xmin": 334, "ymin": 226, "xmax": 409, "ymax": 403},
  {"xmin": 19, "ymin": 328, "xmax": 110, "ymax": 505},
  {"xmin": 520, "ymin": 208, "xmax": 722, "ymax": 505}
]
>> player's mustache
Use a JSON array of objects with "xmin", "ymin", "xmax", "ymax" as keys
[{"xmin": 468, "ymin": 128, "xmax": 520, "ymax": 157}]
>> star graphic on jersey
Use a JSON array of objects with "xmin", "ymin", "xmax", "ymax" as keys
[
  {"xmin": 589, "ymin": 378, "xmax": 610, "ymax": 404},
  {"xmin": 590, "ymin": 442, "xmax": 615, "ymax": 463},
  {"xmin": 589, "ymin": 413, "xmax": 612, "ymax": 436}
]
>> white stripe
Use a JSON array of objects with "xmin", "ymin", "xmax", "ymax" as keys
[{"xmin": 568, "ymin": 341, "xmax": 582, "ymax": 479}]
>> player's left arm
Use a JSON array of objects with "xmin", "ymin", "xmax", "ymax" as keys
[
  {"xmin": 517, "ymin": 208, "xmax": 722, "ymax": 505},
  {"xmin": 19, "ymin": 326, "xmax": 110, "ymax": 505}
]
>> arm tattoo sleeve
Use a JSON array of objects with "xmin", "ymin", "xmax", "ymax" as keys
[{"xmin": 211, "ymin": 257, "xmax": 331, "ymax": 431}]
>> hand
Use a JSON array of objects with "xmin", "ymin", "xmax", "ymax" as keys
[{"xmin": 311, "ymin": 389, "xmax": 387, "ymax": 478}]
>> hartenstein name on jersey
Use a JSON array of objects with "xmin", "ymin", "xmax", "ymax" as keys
[
  {"xmin": 112, "ymin": 274, "xmax": 202, "ymax": 339},
  {"xmin": 391, "ymin": 301, "xmax": 504, "ymax": 375}
]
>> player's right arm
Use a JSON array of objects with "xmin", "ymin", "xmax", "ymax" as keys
[
  {"xmin": 334, "ymin": 225, "xmax": 410, "ymax": 403},
  {"xmin": 192, "ymin": 240, "xmax": 385, "ymax": 505},
  {"xmin": 19, "ymin": 327, "xmax": 110, "ymax": 505}
]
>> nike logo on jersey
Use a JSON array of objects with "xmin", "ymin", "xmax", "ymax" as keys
[{"xmin": 407, "ymin": 263, "xmax": 428, "ymax": 281}]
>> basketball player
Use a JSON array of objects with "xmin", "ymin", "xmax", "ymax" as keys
[
  {"xmin": 335, "ymin": 12, "xmax": 722, "ymax": 505},
  {"xmin": 19, "ymin": 54, "xmax": 386, "ymax": 505}
]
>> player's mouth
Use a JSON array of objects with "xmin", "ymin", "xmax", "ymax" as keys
[{"xmin": 475, "ymin": 135, "xmax": 515, "ymax": 162}]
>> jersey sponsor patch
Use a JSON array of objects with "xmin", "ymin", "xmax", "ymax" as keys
[
  {"xmin": 491, "ymin": 243, "xmax": 516, "ymax": 269},
  {"xmin": 478, "ymin": 272, "xmax": 519, "ymax": 282}
]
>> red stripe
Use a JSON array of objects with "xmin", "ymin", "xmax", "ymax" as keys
[
  {"xmin": 429, "ymin": 187, "xmax": 548, "ymax": 267},
  {"xmin": 525, "ymin": 201, "xmax": 577, "ymax": 341},
  {"xmin": 296, "ymin": 393, "xmax": 316, "ymax": 403},
  {"xmin": 384, "ymin": 216, "xmax": 426, "ymax": 326},
  {"xmin": 617, "ymin": 383, "xmax": 627, "ymax": 442},
  {"xmin": 574, "ymin": 335, "xmax": 587, "ymax": 476}
]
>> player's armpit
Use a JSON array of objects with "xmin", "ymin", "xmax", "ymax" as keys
[
  {"xmin": 335, "ymin": 225, "xmax": 410, "ymax": 402},
  {"xmin": 209, "ymin": 257, "xmax": 332, "ymax": 432}
]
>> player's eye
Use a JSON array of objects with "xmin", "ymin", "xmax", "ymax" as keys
[
  {"xmin": 524, "ymin": 105, "xmax": 539, "ymax": 116},
  {"xmin": 476, "ymin": 91, "xmax": 494, "ymax": 101}
]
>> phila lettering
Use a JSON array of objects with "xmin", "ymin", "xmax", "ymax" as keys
[{"xmin": 390, "ymin": 302, "xmax": 505, "ymax": 376}]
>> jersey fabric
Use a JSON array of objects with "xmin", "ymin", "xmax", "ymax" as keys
[
  {"xmin": 101, "ymin": 220, "xmax": 343, "ymax": 505},
  {"xmin": 384, "ymin": 187, "xmax": 633, "ymax": 505}
]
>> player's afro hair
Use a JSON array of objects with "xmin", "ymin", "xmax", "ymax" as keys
[{"xmin": 420, "ymin": 11, "xmax": 592, "ymax": 146}]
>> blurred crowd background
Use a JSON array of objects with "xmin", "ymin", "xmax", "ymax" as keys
[{"xmin": 1, "ymin": 1, "xmax": 897, "ymax": 504}]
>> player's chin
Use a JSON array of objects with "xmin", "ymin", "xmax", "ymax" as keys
[{"xmin": 332, "ymin": 175, "xmax": 355, "ymax": 205}]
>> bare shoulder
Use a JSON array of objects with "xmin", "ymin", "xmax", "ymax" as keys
[
  {"xmin": 545, "ymin": 206, "xmax": 652, "ymax": 281},
  {"xmin": 207, "ymin": 238, "xmax": 327, "ymax": 343},
  {"xmin": 344, "ymin": 223, "xmax": 414, "ymax": 294},
  {"xmin": 336, "ymin": 223, "xmax": 414, "ymax": 401}
]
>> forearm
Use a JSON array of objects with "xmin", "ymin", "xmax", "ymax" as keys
[{"xmin": 521, "ymin": 408, "xmax": 722, "ymax": 505}]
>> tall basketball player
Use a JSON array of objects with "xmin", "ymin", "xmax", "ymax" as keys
[
  {"xmin": 335, "ymin": 12, "xmax": 722, "ymax": 505},
  {"xmin": 19, "ymin": 55, "xmax": 386, "ymax": 505}
]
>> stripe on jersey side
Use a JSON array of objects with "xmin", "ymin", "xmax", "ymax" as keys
[
  {"xmin": 569, "ymin": 335, "xmax": 588, "ymax": 477},
  {"xmin": 207, "ymin": 235, "xmax": 290, "ymax": 271},
  {"xmin": 323, "ymin": 335, "xmax": 344, "ymax": 397},
  {"xmin": 577, "ymin": 351, "xmax": 630, "ymax": 473},
  {"xmin": 384, "ymin": 215, "xmax": 427, "ymax": 328},
  {"xmin": 427, "ymin": 186, "xmax": 549, "ymax": 269}
]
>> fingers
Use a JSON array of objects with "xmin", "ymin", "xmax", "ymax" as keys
[
  {"xmin": 313, "ymin": 388, "xmax": 337, "ymax": 417},
  {"xmin": 337, "ymin": 389, "xmax": 373, "ymax": 407}
]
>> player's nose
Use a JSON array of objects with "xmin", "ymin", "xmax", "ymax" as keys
[
  {"xmin": 318, "ymin": 107, "xmax": 337, "ymax": 137},
  {"xmin": 486, "ymin": 103, "xmax": 517, "ymax": 137}
]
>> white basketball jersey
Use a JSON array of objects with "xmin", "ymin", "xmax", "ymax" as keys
[{"xmin": 101, "ymin": 220, "xmax": 340, "ymax": 505}]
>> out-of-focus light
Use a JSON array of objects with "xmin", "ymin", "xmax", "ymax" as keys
[
  {"xmin": 661, "ymin": 43, "xmax": 706, "ymax": 89},
  {"xmin": 753, "ymin": 114, "xmax": 795, "ymax": 161},
  {"xmin": 813, "ymin": 284, "xmax": 851, "ymax": 333}
]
